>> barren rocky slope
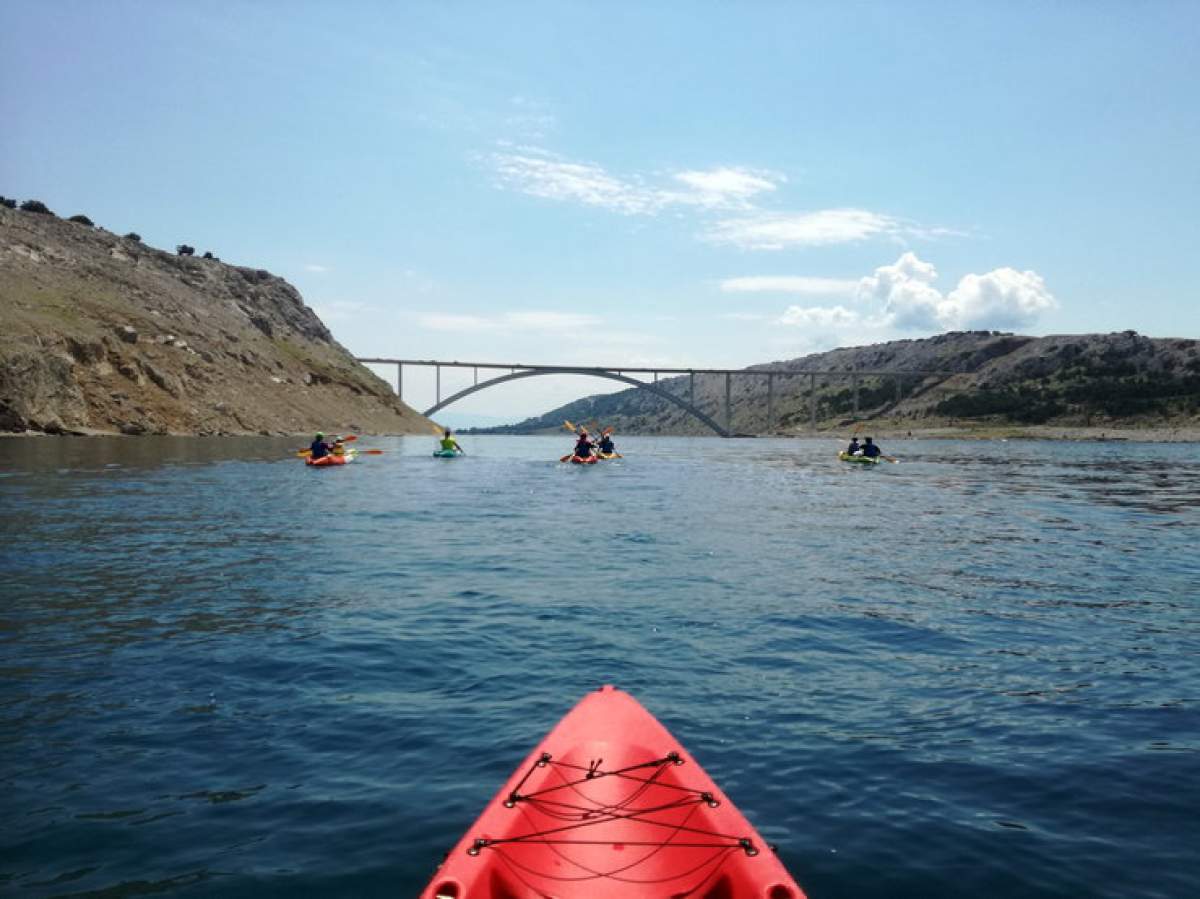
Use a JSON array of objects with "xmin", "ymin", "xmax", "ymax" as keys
[
  {"xmin": 477, "ymin": 330, "xmax": 1200, "ymax": 437},
  {"xmin": 0, "ymin": 205, "xmax": 430, "ymax": 436}
]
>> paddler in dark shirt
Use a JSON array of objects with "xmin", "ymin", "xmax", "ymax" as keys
[
  {"xmin": 597, "ymin": 432, "xmax": 616, "ymax": 455},
  {"xmin": 573, "ymin": 430, "xmax": 595, "ymax": 459},
  {"xmin": 310, "ymin": 431, "xmax": 333, "ymax": 460},
  {"xmin": 846, "ymin": 436, "xmax": 861, "ymax": 456},
  {"xmin": 861, "ymin": 436, "xmax": 881, "ymax": 458}
]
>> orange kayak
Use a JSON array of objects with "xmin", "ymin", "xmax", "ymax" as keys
[
  {"xmin": 421, "ymin": 685, "xmax": 806, "ymax": 899},
  {"xmin": 305, "ymin": 451, "xmax": 355, "ymax": 466}
]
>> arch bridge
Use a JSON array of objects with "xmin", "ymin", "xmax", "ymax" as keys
[{"xmin": 357, "ymin": 358, "xmax": 957, "ymax": 437}]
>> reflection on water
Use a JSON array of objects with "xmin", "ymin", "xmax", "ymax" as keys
[{"xmin": 1, "ymin": 435, "xmax": 1198, "ymax": 899}]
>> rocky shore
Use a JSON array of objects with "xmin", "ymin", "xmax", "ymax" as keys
[{"xmin": 0, "ymin": 205, "xmax": 431, "ymax": 436}]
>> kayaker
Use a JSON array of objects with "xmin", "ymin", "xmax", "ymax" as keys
[
  {"xmin": 573, "ymin": 429, "xmax": 595, "ymax": 459},
  {"xmin": 861, "ymin": 436, "xmax": 881, "ymax": 458},
  {"xmin": 440, "ymin": 429, "xmax": 465, "ymax": 455},
  {"xmin": 846, "ymin": 436, "xmax": 861, "ymax": 455},
  {"xmin": 597, "ymin": 431, "xmax": 616, "ymax": 455},
  {"xmin": 310, "ymin": 431, "xmax": 334, "ymax": 460}
]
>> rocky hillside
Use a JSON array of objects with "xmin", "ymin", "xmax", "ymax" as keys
[
  {"xmin": 474, "ymin": 331, "xmax": 1200, "ymax": 436},
  {"xmin": 0, "ymin": 204, "xmax": 430, "ymax": 436}
]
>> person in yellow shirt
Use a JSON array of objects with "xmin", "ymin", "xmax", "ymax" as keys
[{"xmin": 439, "ymin": 429, "xmax": 466, "ymax": 455}]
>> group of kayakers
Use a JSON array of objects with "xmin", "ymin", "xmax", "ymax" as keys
[
  {"xmin": 845, "ymin": 435, "xmax": 882, "ymax": 458},
  {"xmin": 571, "ymin": 428, "xmax": 618, "ymax": 460},
  {"xmin": 312, "ymin": 427, "xmax": 887, "ymax": 463}
]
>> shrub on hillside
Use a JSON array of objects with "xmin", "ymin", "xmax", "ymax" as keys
[
  {"xmin": 20, "ymin": 199, "xmax": 54, "ymax": 215},
  {"xmin": 176, "ymin": 244, "xmax": 195, "ymax": 256},
  {"xmin": 124, "ymin": 232, "xmax": 142, "ymax": 242},
  {"xmin": 68, "ymin": 214, "xmax": 95, "ymax": 227},
  {"xmin": 0, "ymin": 196, "xmax": 17, "ymax": 209}
]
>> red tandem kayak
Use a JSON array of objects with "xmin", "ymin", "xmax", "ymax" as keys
[
  {"xmin": 569, "ymin": 455, "xmax": 598, "ymax": 465},
  {"xmin": 421, "ymin": 685, "xmax": 806, "ymax": 899}
]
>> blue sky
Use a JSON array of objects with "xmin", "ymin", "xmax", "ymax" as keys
[{"xmin": 3, "ymin": 2, "xmax": 1198, "ymax": 423}]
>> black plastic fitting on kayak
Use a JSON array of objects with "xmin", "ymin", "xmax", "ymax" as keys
[{"xmin": 740, "ymin": 837, "xmax": 759, "ymax": 856}]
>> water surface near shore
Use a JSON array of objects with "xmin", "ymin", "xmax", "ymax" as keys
[{"xmin": 2, "ymin": 435, "xmax": 1198, "ymax": 898}]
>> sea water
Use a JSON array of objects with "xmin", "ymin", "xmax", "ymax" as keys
[{"xmin": 1, "ymin": 435, "xmax": 1197, "ymax": 899}]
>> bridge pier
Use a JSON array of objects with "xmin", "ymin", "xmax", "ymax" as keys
[
  {"xmin": 436, "ymin": 364, "xmax": 441, "ymax": 405},
  {"xmin": 852, "ymin": 371, "xmax": 859, "ymax": 419}
]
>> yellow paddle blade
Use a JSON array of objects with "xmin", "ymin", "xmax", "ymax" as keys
[{"xmin": 562, "ymin": 420, "xmax": 578, "ymax": 431}]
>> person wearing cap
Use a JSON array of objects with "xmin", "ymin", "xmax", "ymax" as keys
[
  {"xmin": 310, "ymin": 431, "xmax": 334, "ymax": 460},
  {"xmin": 861, "ymin": 436, "xmax": 882, "ymax": 458}
]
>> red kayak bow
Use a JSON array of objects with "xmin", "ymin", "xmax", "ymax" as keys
[{"xmin": 421, "ymin": 685, "xmax": 806, "ymax": 899}]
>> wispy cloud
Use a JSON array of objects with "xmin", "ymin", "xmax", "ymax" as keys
[
  {"xmin": 706, "ymin": 209, "xmax": 899, "ymax": 250},
  {"xmin": 490, "ymin": 150, "xmax": 658, "ymax": 215},
  {"xmin": 487, "ymin": 145, "xmax": 955, "ymax": 251},
  {"xmin": 489, "ymin": 148, "xmax": 785, "ymax": 217},
  {"xmin": 304, "ymin": 264, "xmax": 331, "ymax": 273},
  {"xmin": 721, "ymin": 275, "xmax": 859, "ymax": 296},
  {"xmin": 665, "ymin": 167, "xmax": 781, "ymax": 209}
]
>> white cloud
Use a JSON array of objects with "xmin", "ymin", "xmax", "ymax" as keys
[
  {"xmin": 941, "ymin": 268, "xmax": 1057, "ymax": 329},
  {"xmin": 779, "ymin": 305, "xmax": 861, "ymax": 328},
  {"xmin": 491, "ymin": 151, "xmax": 657, "ymax": 215},
  {"xmin": 489, "ymin": 150, "xmax": 787, "ymax": 217},
  {"xmin": 669, "ymin": 167, "xmax": 780, "ymax": 208},
  {"xmin": 853, "ymin": 251, "xmax": 1056, "ymax": 331},
  {"xmin": 721, "ymin": 275, "xmax": 859, "ymax": 296},
  {"xmin": 304, "ymin": 264, "xmax": 330, "ymax": 273},
  {"xmin": 857, "ymin": 251, "xmax": 944, "ymax": 330},
  {"xmin": 773, "ymin": 252, "xmax": 1057, "ymax": 335},
  {"xmin": 706, "ymin": 208, "xmax": 899, "ymax": 250}
]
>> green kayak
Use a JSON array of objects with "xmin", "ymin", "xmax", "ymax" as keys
[{"xmin": 838, "ymin": 451, "xmax": 880, "ymax": 465}]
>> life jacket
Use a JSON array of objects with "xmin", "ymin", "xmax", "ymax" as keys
[
  {"xmin": 440, "ymin": 437, "xmax": 456, "ymax": 451},
  {"xmin": 310, "ymin": 440, "xmax": 329, "ymax": 459}
]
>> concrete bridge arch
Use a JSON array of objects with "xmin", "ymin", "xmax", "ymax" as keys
[{"xmin": 422, "ymin": 368, "xmax": 730, "ymax": 437}]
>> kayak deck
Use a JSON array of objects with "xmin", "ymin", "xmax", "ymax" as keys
[
  {"xmin": 837, "ymin": 451, "xmax": 879, "ymax": 465},
  {"xmin": 305, "ymin": 450, "xmax": 355, "ymax": 466},
  {"xmin": 422, "ymin": 685, "xmax": 805, "ymax": 899}
]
